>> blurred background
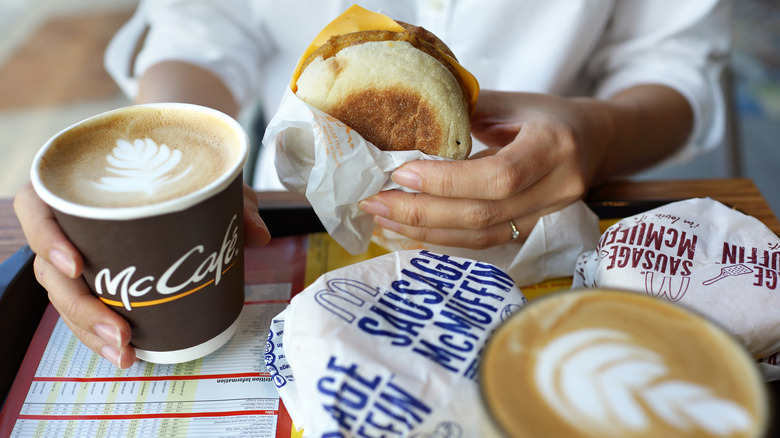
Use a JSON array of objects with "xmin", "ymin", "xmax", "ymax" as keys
[{"xmin": 0, "ymin": 0, "xmax": 778, "ymax": 218}]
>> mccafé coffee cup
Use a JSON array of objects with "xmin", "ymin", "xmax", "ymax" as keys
[
  {"xmin": 479, "ymin": 289, "xmax": 769, "ymax": 438},
  {"xmin": 30, "ymin": 103, "xmax": 248, "ymax": 364}
]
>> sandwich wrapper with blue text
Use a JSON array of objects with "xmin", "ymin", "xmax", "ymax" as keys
[{"xmin": 265, "ymin": 250, "xmax": 527, "ymax": 436}]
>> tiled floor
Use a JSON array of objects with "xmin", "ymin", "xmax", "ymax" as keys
[{"xmin": 0, "ymin": 0, "xmax": 778, "ymax": 219}]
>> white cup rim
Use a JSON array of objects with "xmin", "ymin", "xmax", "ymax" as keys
[{"xmin": 30, "ymin": 103, "xmax": 249, "ymax": 220}]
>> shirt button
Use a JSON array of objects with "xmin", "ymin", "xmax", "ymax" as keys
[{"xmin": 428, "ymin": 0, "xmax": 445, "ymax": 11}]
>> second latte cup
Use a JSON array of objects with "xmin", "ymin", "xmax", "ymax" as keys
[
  {"xmin": 479, "ymin": 289, "xmax": 769, "ymax": 438},
  {"xmin": 30, "ymin": 103, "xmax": 248, "ymax": 364}
]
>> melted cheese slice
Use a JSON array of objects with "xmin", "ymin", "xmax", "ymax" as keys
[{"xmin": 290, "ymin": 4, "xmax": 479, "ymax": 114}]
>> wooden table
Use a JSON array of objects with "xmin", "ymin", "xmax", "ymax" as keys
[
  {"xmin": 1, "ymin": 178, "xmax": 779, "ymax": 264},
  {"xmin": 588, "ymin": 178, "xmax": 780, "ymax": 235}
]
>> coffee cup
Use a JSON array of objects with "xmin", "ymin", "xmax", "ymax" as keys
[
  {"xmin": 479, "ymin": 289, "xmax": 769, "ymax": 437},
  {"xmin": 30, "ymin": 103, "xmax": 248, "ymax": 364}
]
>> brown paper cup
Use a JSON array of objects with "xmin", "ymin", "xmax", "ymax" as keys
[{"xmin": 30, "ymin": 103, "xmax": 248, "ymax": 364}]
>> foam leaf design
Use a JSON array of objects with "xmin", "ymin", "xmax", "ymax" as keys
[
  {"xmin": 643, "ymin": 381, "xmax": 753, "ymax": 435},
  {"xmin": 92, "ymin": 138, "xmax": 191, "ymax": 195},
  {"xmin": 535, "ymin": 328, "xmax": 753, "ymax": 436}
]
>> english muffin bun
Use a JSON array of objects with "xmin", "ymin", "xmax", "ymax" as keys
[{"xmin": 294, "ymin": 24, "xmax": 472, "ymax": 160}]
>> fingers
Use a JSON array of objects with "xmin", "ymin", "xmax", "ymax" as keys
[
  {"xmin": 361, "ymin": 164, "xmax": 584, "ymax": 249},
  {"xmin": 372, "ymin": 203, "xmax": 569, "ymax": 249},
  {"xmin": 373, "ymin": 215, "xmax": 527, "ymax": 249},
  {"xmin": 392, "ymin": 121, "xmax": 572, "ymax": 201},
  {"xmin": 17, "ymin": 182, "xmax": 134, "ymax": 368},
  {"xmin": 14, "ymin": 182, "xmax": 83, "ymax": 278},
  {"xmin": 361, "ymin": 172, "xmax": 582, "ymax": 232},
  {"xmin": 359, "ymin": 112, "xmax": 589, "ymax": 249},
  {"xmin": 34, "ymin": 255, "xmax": 135, "ymax": 368},
  {"xmin": 242, "ymin": 183, "xmax": 271, "ymax": 247},
  {"xmin": 361, "ymin": 191, "xmax": 506, "ymax": 230},
  {"xmin": 390, "ymin": 155, "xmax": 529, "ymax": 201},
  {"xmin": 362, "ymin": 187, "xmax": 576, "ymax": 248}
]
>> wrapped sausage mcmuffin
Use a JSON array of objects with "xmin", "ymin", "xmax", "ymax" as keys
[
  {"xmin": 263, "ymin": 4, "xmax": 478, "ymax": 255},
  {"xmin": 263, "ymin": 5, "xmax": 599, "ymax": 287}
]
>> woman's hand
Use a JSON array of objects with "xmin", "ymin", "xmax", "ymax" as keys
[
  {"xmin": 14, "ymin": 181, "xmax": 270, "ymax": 368},
  {"xmin": 359, "ymin": 86, "xmax": 692, "ymax": 249}
]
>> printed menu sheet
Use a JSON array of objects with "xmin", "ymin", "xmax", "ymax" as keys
[{"xmin": 9, "ymin": 296, "xmax": 288, "ymax": 437}]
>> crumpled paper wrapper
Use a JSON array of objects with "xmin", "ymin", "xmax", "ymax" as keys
[
  {"xmin": 264, "ymin": 88, "xmax": 448, "ymax": 255},
  {"xmin": 263, "ymin": 88, "xmax": 600, "ymax": 286},
  {"xmin": 573, "ymin": 198, "xmax": 780, "ymax": 369},
  {"xmin": 265, "ymin": 249, "xmax": 527, "ymax": 436},
  {"xmin": 373, "ymin": 201, "xmax": 599, "ymax": 287}
]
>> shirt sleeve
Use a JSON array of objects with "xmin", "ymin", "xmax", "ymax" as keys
[
  {"xmin": 587, "ymin": 0, "xmax": 733, "ymax": 165},
  {"xmin": 104, "ymin": 0, "xmax": 272, "ymax": 109}
]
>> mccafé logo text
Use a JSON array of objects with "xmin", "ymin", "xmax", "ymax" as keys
[{"xmin": 94, "ymin": 215, "xmax": 240, "ymax": 311}]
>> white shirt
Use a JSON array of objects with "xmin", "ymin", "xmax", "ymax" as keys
[{"xmin": 105, "ymin": 0, "xmax": 732, "ymax": 189}]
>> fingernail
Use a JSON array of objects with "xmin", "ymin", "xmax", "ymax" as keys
[
  {"xmin": 374, "ymin": 215, "xmax": 401, "ymax": 232},
  {"xmin": 359, "ymin": 199, "xmax": 389, "ymax": 217},
  {"xmin": 95, "ymin": 323, "xmax": 121, "ymax": 348},
  {"xmin": 49, "ymin": 249, "xmax": 77, "ymax": 278},
  {"xmin": 101, "ymin": 345, "xmax": 122, "ymax": 368},
  {"xmin": 392, "ymin": 169, "xmax": 422, "ymax": 190}
]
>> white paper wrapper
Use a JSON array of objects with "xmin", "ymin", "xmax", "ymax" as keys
[
  {"xmin": 374, "ymin": 200, "xmax": 600, "ymax": 287},
  {"xmin": 573, "ymin": 198, "xmax": 780, "ymax": 366},
  {"xmin": 265, "ymin": 250, "xmax": 527, "ymax": 436},
  {"xmin": 263, "ymin": 88, "xmax": 601, "ymax": 285},
  {"xmin": 264, "ymin": 88, "xmax": 449, "ymax": 255}
]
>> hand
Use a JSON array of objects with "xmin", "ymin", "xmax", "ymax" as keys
[
  {"xmin": 13, "ymin": 182, "xmax": 271, "ymax": 368},
  {"xmin": 358, "ymin": 87, "xmax": 691, "ymax": 249},
  {"xmin": 358, "ymin": 90, "xmax": 610, "ymax": 248}
]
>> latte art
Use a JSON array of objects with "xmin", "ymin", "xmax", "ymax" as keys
[
  {"xmin": 536, "ymin": 328, "xmax": 752, "ymax": 436},
  {"xmin": 92, "ymin": 138, "xmax": 192, "ymax": 196},
  {"xmin": 36, "ymin": 105, "xmax": 242, "ymax": 209},
  {"xmin": 480, "ymin": 290, "xmax": 768, "ymax": 438}
]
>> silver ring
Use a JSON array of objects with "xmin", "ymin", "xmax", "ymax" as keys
[{"xmin": 509, "ymin": 220, "xmax": 520, "ymax": 240}]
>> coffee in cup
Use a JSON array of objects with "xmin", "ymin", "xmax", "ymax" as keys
[
  {"xmin": 37, "ymin": 105, "xmax": 241, "ymax": 209},
  {"xmin": 31, "ymin": 103, "xmax": 248, "ymax": 364},
  {"xmin": 480, "ymin": 289, "xmax": 768, "ymax": 437}
]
